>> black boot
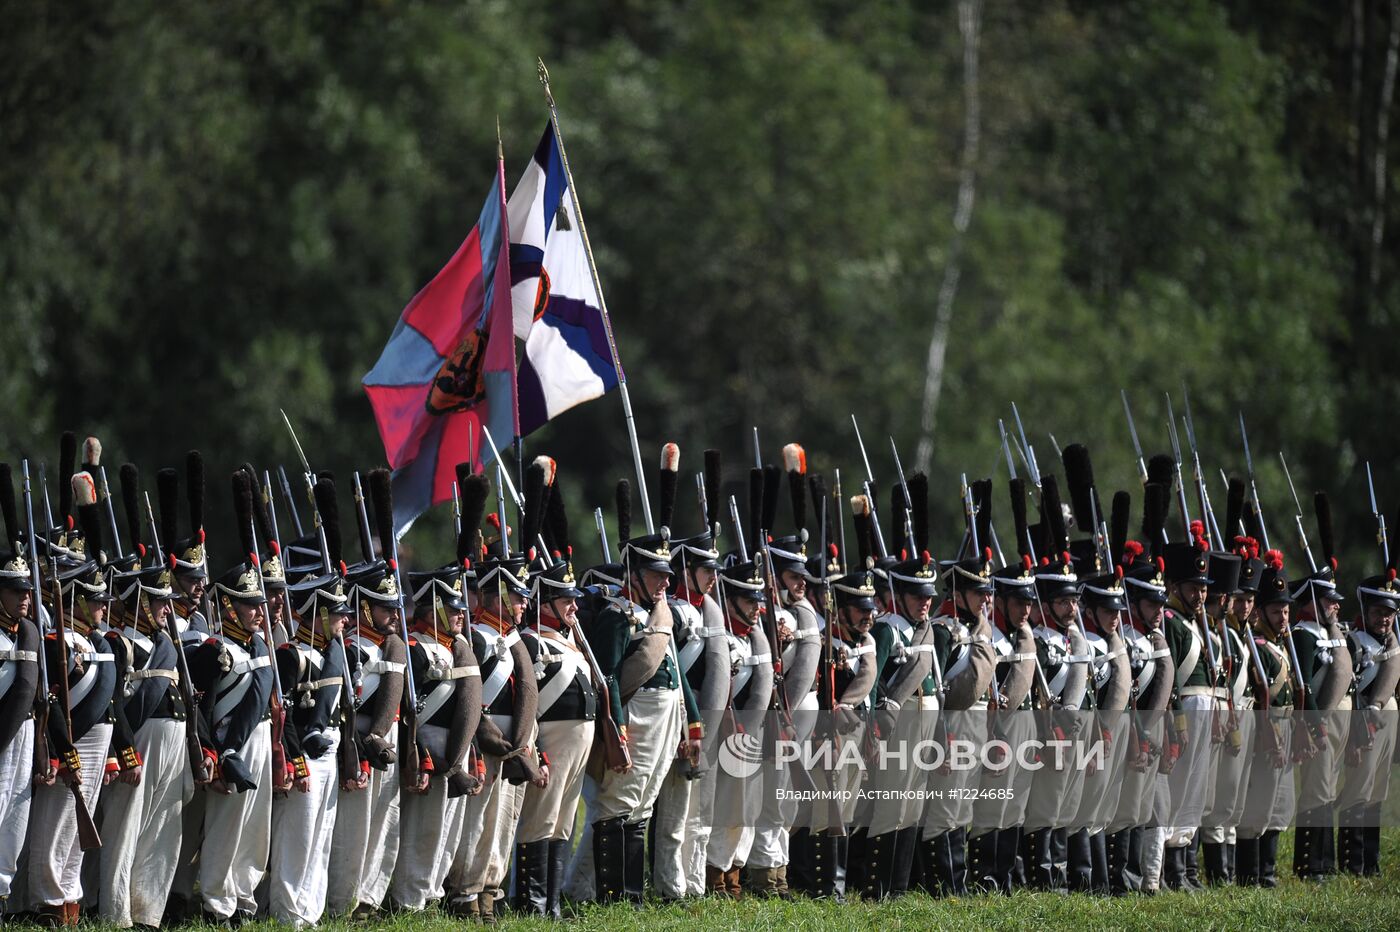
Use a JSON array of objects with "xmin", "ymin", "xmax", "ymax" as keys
[
  {"xmin": 948, "ymin": 828, "xmax": 968, "ymax": 895},
  {"xmin": 844, "ymin": 828, "xmax": 869, "ymax": 897},
  {"xmin": 1162, "ymin": 844, "xmax": 1185, "ymax": 891},
  {"xmin": 810, "ymin": 831, "xmax": 846, "ymax": 901},
  {"xmin": 622, "ymin": 819, "xmax": 648, "ymax": 904},
  {"xmin": 889, "ymin": 827, "xmax": 920, "ymax": 896},
  {"xmin": 1201, "ymin": 842, "xmax": 1225, "ymax": 886},
  {"xmin": 1067, "ymin": 829, "xmax": 1093, "ymax": 892},
  {"xmin": 593, "ymin": 817, "xmax": 627, "ymax": 902},
  {"xmin": 1181, "ymin": 839, "xmax": 1204, "ymax": 891},
  {"xmin": 1021, "ymin": 829, "xmax": 1051, "ymax": 890},
  {"xmin": 966, "ymin": 831, "xmax": 998, "ymax": 893},
  {"xmin": 1089, "ymin": 830, "xmax": 1109, "ymax": 894},
  {"xmin": 1047, "ymin": 828, "xmax": 1069, "ymax": 893},
  {"xmin": 1106, "ymin": 829, "xmax": 1137, "ymax": 895},
  {"xmin": 1338, "ymin": 804, "xmax": 1366, "ymax": 875},
  {"xmin": 788, "ymin": 827, "xmax": 813, "ymax": 896},
  {"xmin": 546, "ymin": 838, "xmax": 567, "ymax": 920},
  {"xmin": 1363, "ymin": 803, "xmax": 1383, "ymax": 876},
  {"xmin": 995, "ymin": 827, "xmax": 1022, "ymax": 894},
  {"xmin": 1294, "ymin": 808, "xmax": 1323, "ymax": 880},
  {"xmin": 1235, "ymin": 837, "xmax": 1260, "ymax": 886},
  {"xmin": 1259, "ymin": 830, "xmax": 1280, "ymax": 888},
  {"xmin": 861, "ymin": 831, "xmax": 898, "ymax": 900},
  {"xmin": 1319, "ymin": 804, "xmax": 1337, "ymax": 875},
  {"xmin": 514, "ymin": 840, "xmax": 550, "ymax": 915},
  {"xmin": 1222, "ymin": 842, "xmax": 1235, "ymax": 884}
]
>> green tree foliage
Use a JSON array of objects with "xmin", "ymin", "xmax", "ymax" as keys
[{"xmin": 1, "ymin": 0, "xmax": 1395, "ymax": 577}]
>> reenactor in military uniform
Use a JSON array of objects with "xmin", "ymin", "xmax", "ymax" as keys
[
  {"xmin": 0, "ymin": 466, "xmax": 41, "ymax": 917},
  {"xmin": 651, "ymin": 522, "xmax": 728, "ymax": 901},
  {"xmin": 193, "ymin": 547, "xmax": 276, "ymax": 924},
  {"xmin": 747, "ymin": 446, "xmax": 822, "ymax": 899},
  {"xmin": 447, "ymin": 543, "xmax": 540, "ymax": 922},
  {"xmin": 1021, "ymin": 539, "xmax": 1089, "ymax": 893},
  {"xmin": 514, "ymin": 462, "xmax": 598, "ymax": 919},
  {"xmin": 1235, "ymin": 551, "xmax": 1300, "ymax": 887},
  {"xmin": 1109, "ymin": 552, "xmax": 1175, "ymax": 895},
  {"xmin": 392, "ymin": 469, "xmax": 484, "ymax": 914},
  {"xmin": 329, "ymin": 491, "xmax": 409, "ymax": 920},
  {"xmin": 24, "ymin": 470, "xmax": 123, "ymax": 925},
  {"xmin": 1198, "ymin": 549, "xmax": 1252, "ymax": 886},
  {"xmin": 1291, "ymin": 492, "xmax": 1354, "ymax": 881},
  {"xmin": 1336, "ymin": 567, "xmax": 1400, "ymax": 876},
  {"xmin": 705, "ymin": 553, "xmax": 772, "ymax": 899},
  {"xmin": 1158, "ymin": 535, "xmax": 1224, "ymax": 891}
]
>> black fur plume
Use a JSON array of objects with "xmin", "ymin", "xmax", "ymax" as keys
[
  {"xmin": 57, "ymin": 430, "xmax": 77, "ymax": 525},
  {"xmin": 545, "ymin": 477, "xmax": 571, "ymax": 559},
  {"xmin": 910, "ymin": 473, "xmax": 930, "ymax": 555},
  {"xmin": 657, "ymin": 443, "xmax": 679, "ymax": 533},
  {"xmin": 242, "ymin": 464, "xmax": 274, "ymax": 549},
  {"xmin": 787, "ymin": 460, "xmax": 807, "ymax": 535},
  {"xmin": 0, "ymin": 464, "xmax": 19, "ymax": 551},
  {"xmin": 186, "ymin": 450, "xmax": 205, "ymax": 534},
  {"xmin": 972, "ymin": 478, "xmax": 992, "ymax": 555},
  {"xmin": 523, "ymin": 459, "xmax": 548, "ymax": 557},
  {"xmin": 1143, "ymin": 482, "xmax": 1168, "ymax": 561},
  {"xmin": 1009, "ymin": 477, "xmax": 1031, "ymax": 559},
  {"xmin": 230, "ymin": 469, "xmax": 256, "ymax": 559},
  {"xmin": 1390, "ymin": 506, "xmax": 1400, "ymax": 574},
  {"xmin": 615, "ymin": 479, "xmax": 631, "ymax": 546},
  {"xmin": 157, "ymin": 467, "xmax": 179, "ymax": 554},
  {"xmin": 703, "ymin": 449, "xmax": 722, "ymax": 533},
  {"xmin": 119, "ymin": 463, "xmax": 143, "ymax": 557},
  {"xmin": 1146, "ymin": 453, "xmax": 1175, "ymax": 524},
  {"xmin": 761, "ymin": 464, "xmax": 781, "ymax": 535},
  {"xmin": 77, "ymin": 489, "xmax": 105, "ymax": 565},
  {"xmin": 1224, "ymin": 476, "xmax": 1246, "ymax": 539},
  {"xmin": 1062, "ymin": 443, "xmax": 1098, "ymax": 534},
  {"xmin": 1041, "ymin": 474, "xmax": 1069, "ymax": 556},
  {"xmin": 1314, "ymin": 492, "xmax": 1337, "ymax": 568},
  {"xmin": 747, "ymin": 468, "xmax": 764, "ymax": 543},
  {"xmin": 852, "ymin": 496, "xmax": 874, "ymax": 567},
  {"xmin": 367, "ymin": 468, "xmax": 397, "ymax": 562},
  {"xmin": 888, "ymin": 480, "xmax": 910, "ymax": 553},
  {"xmin": 458, "ymin": 471, "xmax": 490, "ymax": 563},
  {"xmin": 1110, "ymin": 490, "xmax": 1131, "ymax": 566},
  {"xmin": 313, "ymin": 477, "xmax": 342, "ymax": 567}
]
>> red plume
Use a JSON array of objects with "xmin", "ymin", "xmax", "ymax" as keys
[
  {"xmin": 1154, "ymin": 557, "xmax": 1165, "ymax": 574},
  {"xmin": 1263, "ymin": 549, "xmax": 1284, "ymax": 571},
  {"xmin": 985, "ymin": 546, "xmax": 994, "ymax": 563},
  {"xmin": 1022, "ymin": 554, "xmax": 1033, "ymax": 571},
  {"xmin": 1329, "ymin": 556, "xmax": 1339, "ymax": 572},
  {"xmin": 1122, "ymin": 540, "xmax": 1144, "ymax": 563}
]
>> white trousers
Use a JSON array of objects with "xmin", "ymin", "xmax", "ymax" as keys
[
  {"xmin": 0, "ymin": 719, "xmax": 34, "ymax": 900},
  {"xmin": 199, "ymin": 721, "xmax": 271, "ymax": 919},
  {"xmin": 449, "ymin": 749, "xmax": 528, "ymax": 905},
  {"xmin": 518, "ymin": 719, "xmax": 593, "ymax": 842},
  {"xmin": 27, "ymin": 723, "xmax": 111, "ymax": 907},
  {"xmin": 327, "ymin": 730, "xmax": 399, "ymax": 914},
  {"xmin": 269, "ymin": 731, "xmax": 340, "ymax": 927},
  {"xmin": 392, "ymin": 776, "xmax": 467, "ymax": 910},
  {"xmin": 98, "ymin": 718, "xmax": 192, "ymax": 926},
  {"xmin": 1165, "ymin": 694, "xmax": 1215, "ymax": 847}
]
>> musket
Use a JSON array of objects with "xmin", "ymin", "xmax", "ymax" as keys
[
  {"xmin": 833, "ymin": 470, "xmax": 848, "ymax": 573},
  {"xmin": 889, "ymin": 437, "xmax": 918, "ymax": 556},
  {"xmin": 695, "ymin": 474, "xmax": 710, "ymax": 536},
  {"xmin": 1165, "ymin": 394, "xmax": 1194, "ymax": 538},
  {"xmin": 594, "ymin": 507, "xmax": 612, "ymax": 563},
  {"xmin": 452, "ymin": 478, "xmax": 462, "ymax": 541},
  {"xmin": 1121, "ymin": 390, "xmax": 1149, "ymax": 484},
  {"xmin": 1367, "ymin": 462, "xmax": 1390, "ymax": 566},
  {"xmin": 276, "ymin": 465, "xmax": 305, "ymax": 538},
  {"xmin": 1011, "ymin": 403, "xmax": 1042, "ymax": 490},
  {"xmin": 999, "ymin": 420, "xmax": 1019, "ymax": 481},
  {"xmin": 279, "ymin": 411, "xmax": 332, "ymax": 570},
  {"xmin": 809, "ymin": 490, "xmax": 847, "ymax": 835},
  {"xmin": 961, "ymin": 472, "xmax": 980, "ymax": 556},
  {"xmin": 728, "ymin": 495, "xmax": 749, "ymax": 562},
  {"xmin": 39, "ymin": 462, "xmax": 55, "ymax": 533},
  {"xmin": 850, "ymin": 416, "xmax": 888, "ymax": 558},
  {"xmin": 495, "ymin": 465, "xmax": 511, "ymax": 557},
  {"xmin": 263, "ymin": 471, "xmax": 284, "ymax": 557},
  {"xmin": 481, "ymin": 425, "xmax": 525, "ymax": 513},
  {"xmin": 1181, "ymin": 388, "xmax": 1223, "ymax": 546},
  {"xmin": 247, "ymin": 515, "xmax": 294, "ymax": 791},
  {"xmin": 20, "ymin": 462, "xmax": 53, "ymax": 787},
  {"xmin": 97, "ymin": 465, "xmax": 123, "ymax": 558},
  {"xmin": 47, "ymin": 554, "xmax": 102, "ymax": 849},
  {"xmin": 752, "ymin": 427, "xmax": 762, "ymax": 471},
  {"xmin": 1279, "ymin": 453, "xmax": 1318, "ymax": 573},
  {"xmin": 1239, "ymin": 413, "xmax": 1271, "ymax": 550}
]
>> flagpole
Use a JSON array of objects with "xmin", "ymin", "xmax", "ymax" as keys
[
  {"xmin": 536, "ymin": 58, "xmax": 655, "ymax": 534},
  {"xmin": 499, "ymin": 115, "xmax": 529, "ymax": 536}
]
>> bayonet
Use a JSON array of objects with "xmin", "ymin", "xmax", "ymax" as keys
[
  {"xmin": 1011, "ymin": 403, "xmax": 1041, "ymax": 488},
  {"xmin": 1165, "ymin": 394, "xmax": 1193, "ymax": 537},
  {"xmin": 480, "ymin": 425, "xmax": 524, "ymax": 514},
  {"xmin": 1048, "ymin": 433, "xmax": 1063, "ymax": 460},
  {"xmin": 889, "ymin": 436, "xmax": 918, "ymax": 557},
  {"xmin": 1368, "ymin": 462, "xmax": 1389, "ymax": 566},
  {"xmin": 851, "ymin": 415, "xmax": 876, "ymax": 485},
  {"xmin": 353, "ymin": 471, "xmax": 378, "ymax": 563},
  {"xmin": 1279, "ymin": 452, "xmax": 1317, "ymax": 572},
  {"xmin": 998, "ymin": 419, "xmax": 1019, "ymax": 481},
  {"xmin": 1121, "ymin": 390, "xmax": 1148, "ymax": 483},
  {"xmin": 1239, "ymin": 413, "xmax": 1271, "ymax": 550},
  {"xmin": 594, "ymin": 507, "xmax": 612, "ymax": 563},
  {"xmin": 961, "ymin": 472, "xmax": 980, "ymax": 556},
  {"xmin": 728, "ymin": 495, "xmax": 749, "ymax": 563},
  {"xmin": 752, "ymin": 427, "xmax": 762, "ymax": 471},
  {"xmin": 277, "ymin": 465, "xmax": 305, "ymax": 538},
  {"xmin": 833, "ymin": 470, "xmax": 848, "ymax": 574}
]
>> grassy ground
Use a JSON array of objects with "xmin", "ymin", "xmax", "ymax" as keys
[{"xmin": 11, "ymin": 831, "xmax": 1397, "ymax": 931}]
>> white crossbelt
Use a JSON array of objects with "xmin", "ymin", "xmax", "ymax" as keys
[
  {"xmin": 478, "ymin": 629, "xmax": 521, "ymax": 709},
  {"xmin": 364, "ymin": 659, "xmax": 406, "ymax": 675},
  {"xmin": 129, "ymin": 668, "xmax": 179, "ymax": 683},
  {"xmin": 0, "ymin": 649, "xmax": 37, "ymax": 662}
]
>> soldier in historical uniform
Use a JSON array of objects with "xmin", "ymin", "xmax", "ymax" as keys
[
  {"xmin": 447, "ymin": 544, "xmax": 540, "ymax": 922},
  {"xmin": 392, "ymin": 469, "xmax": 484, "ymax": 915},
  {"xmin": 1336, "ymin": 568, "xmax": 1400, "ymax": 876},
  {"xmin": 269, "ymin": 564, "xmax": 359, "ymax": 927},
  {"xmin": 1109, "ymin": 552, "xmax": 1175, "ymax": 895},
  {"xmin": 704, "ymin": 555, "xmax": 771, "ymax": 899},
  {"xmin": 0, "ymin": 465, "xmax": 42, "ymax": 918},
  {"xmin": 1235, "ymin": 550, "xmax": 1300, "ymax": 887},
  {"xmin": 192, "ymin": 550, "xmax": 276, "ymax": 924},
  {"xmin": 1158, "ymin": 535, "xmax": 1224, "ymax": 891},
  {"xmin": 1290, "ymin": 492, "xmax": 1354, "ymax": 882},
  {"xmin": 328, "ymin": 556, "xmax": 408, "ymax": 918},
  {"xmin": 514, "ymin": 463, "xmax": 598, "ymax": 918}
]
